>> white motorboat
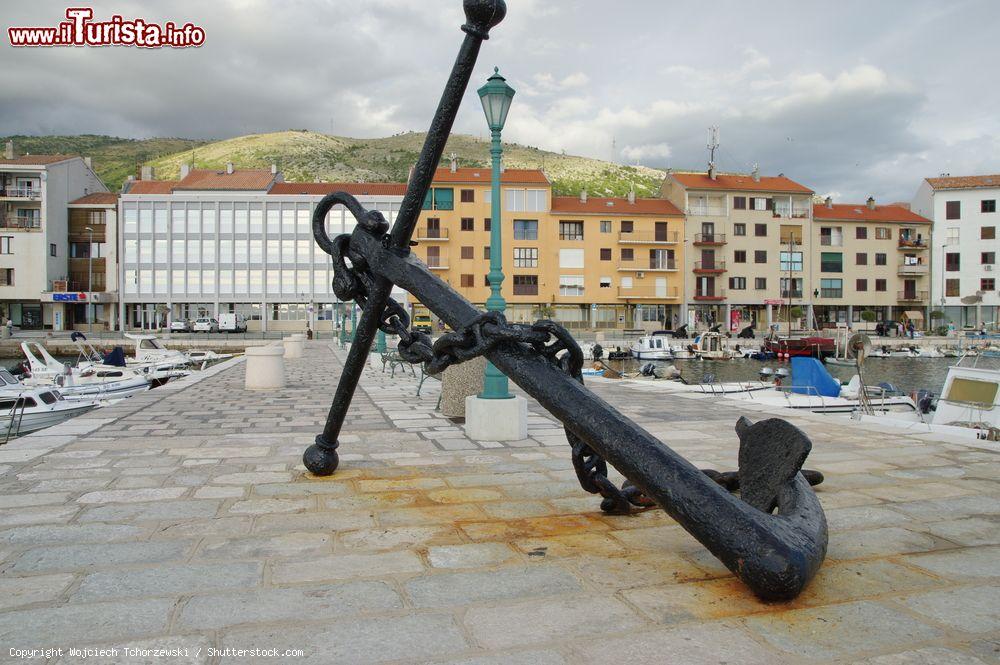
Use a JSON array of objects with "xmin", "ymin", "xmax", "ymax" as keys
[
  {"xmin": 19, "ymin": 343, "xmax": 151, "ymax": 401},
  {"xmin": 690, "ymin": 331, "xmax": 735, "ymax": 360},
  {"xmin": 124, "ymin": 333, "xmax": 193, "ymax": 370},
  {"xmin": 71, "ymin": 338, "xmax": 189, "ymax": 387},
  {"xmin": 630, "ymin": 331, "xmax": 675, "ymax": 361},
  {"xmin": 0, "ymin": 370, "xmax": 101, "ymax": 437}
]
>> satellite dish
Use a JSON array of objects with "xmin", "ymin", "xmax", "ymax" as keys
[{"xmin": 847, "ymin": 333, "xmax": 872, "ymax": 365}]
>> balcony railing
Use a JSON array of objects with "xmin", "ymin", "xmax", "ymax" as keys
[
  {"xmin": 0, "ymin": 187, "xmax": 41, "ymax": 199},
  {"xmin": 773, "ymin": 208, "xmax": 811, "ymax": 219},
  {"xmin": 617, "ymin": 259, "xmax": 676, "ymax": 271},
  {"xmin": 424, "ymin": 252, "xmax": 449, "ymax": 269},
  {"xmin": 617, "ymin": 231, "xmax": 679, "ymax": 244},
  {"xmin": 780, "ymin": 290, "xmax": 804, "ymax": 299},
  {"xmin": 693, "ymin": 289, "xmax": 726, "ymax": 301},
  {"xmin": 693, "ymin": 261, "xmax": 726, "ymax": 273},
  {"xmin": 820, "ymin": 288, "xmax": 843, "ymax": 298},
  {"xmin": 693, "ymin": 233, "xmax": 726, "ymax": 245},
  {"xmin": 414, "ymin": 227, "xmax": 449, "ymax": 241},
  {"xmin": 819, "ymin": 236, "xmax": 843, "ymax": 246},
  {"xmin": 898, "ymin": 238, "xmax": 928, "ymax": 249},
  {"xmin": 687, "ymin": 205, "xmax": 726, "ymax": 216},
  {"xmin": 897, "ymin": 263, "xmax": 929, "ymax": 275},
  {"xmin": 617, "ymin": 286, "xmax": 680, "ymax": 299},
  {"xmin": 898, "ymin": 290, "xmax": 929, "ymax": 302},
  {"xmin": 0, "ymin": 216, "xmax": 41, "ymax": 230}
]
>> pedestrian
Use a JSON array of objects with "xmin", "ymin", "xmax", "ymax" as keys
[{"xmin": 907, "ymin": 321, "xmax": 915, "ymax": 339}]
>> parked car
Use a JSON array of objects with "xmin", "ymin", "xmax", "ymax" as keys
[
  {"xmin": 411, "ymin": 313, "xmax": 432, "ymax": 334},
  {"xmin": 217, "ymin": 313, "xmax": 248, "ymax": 333},
  {"xmin": 192, "ymin": 317, "xmax": 218, "ymax": 333},
  {"xmin": 169, "ymin": 319, "xmax": 190, "ymax": 332}
]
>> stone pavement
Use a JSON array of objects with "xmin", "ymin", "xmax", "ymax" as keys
[{"xmin": 0, "ymin": 341, "xmax": 997, "ymax": 664}]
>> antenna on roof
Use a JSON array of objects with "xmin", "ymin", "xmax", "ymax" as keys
[
  {"xmin": 707, "ymin": 126, "xmax": 720, "ymax": 180},
  {"xmin": 611, "ymin": 136, "xmax": 617, "ymax": 163}
]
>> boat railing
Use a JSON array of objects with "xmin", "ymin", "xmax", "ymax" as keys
[{"xmin": 2, "ymin": 393, "xmax": 27, "ymax": 444}]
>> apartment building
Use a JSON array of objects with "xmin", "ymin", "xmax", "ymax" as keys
[
  {"xmin": 411, "ymin": 165, "xmax": 685, "ymax": 329},
  {"xmin": 811, "ymin": 197, "xmax": 932, "ymax": 326},
  {"xmin": 119, "ymin": 165, "xmax": 406, "ymax": 331},
  {"xmin": 912, "ymin": 175, "xmax": 1000, "ymax": 328},
  {"xmin": 662, "ymin": 169, "xmax": 814, "ymax": 332},
  {"xmin": 0, "ymin": 141, "xmax": 110, "ymax": 329}
]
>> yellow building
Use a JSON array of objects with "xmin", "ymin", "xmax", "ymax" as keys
[{"xmin": 412, "ymin": 166, "xmax": 685, "ymax": 329}]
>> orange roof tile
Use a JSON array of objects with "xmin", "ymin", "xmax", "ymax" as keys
[
  {"xmin": 925, "ymin": 174, "xmax": 1000, "ymax": 190},
  {"xmin": 671, "ymin": 172, "xmax": 813, "ymax": 194},
  {"xmin": 432, "ymin": 167, "xmax": 549, "ymax": 185},
  {"xmin": 0, "ymin": 154, "xmax": 76, "ymax": 166},
  {"xmin": 124, "ymin": 180, "xmax": 179, "ymax": 194},
  {"xmin": 69, "ymin": 192, "xmax": 118, "ymax": 205},
  {"xmin": 269, "ymin": 182, "xmax": 407, "ymax": 196},
  {"xmin": 813, "ymin": 203, "xmax": 931, "ymax": 224},
  {"xmin": 551, "ymin": 196, "xmax": 682, "ymax": 216},
  {"xmin": 173, "ymin": 168, "xmax": 275, "ymax": 191}
]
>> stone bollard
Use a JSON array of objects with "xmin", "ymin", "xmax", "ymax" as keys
[
  {"xmin": 439, "ymin": 356, "xmax": 485, "ymax": 418},
  {"xmin": 245, "ymin": 345, "xmax": 285, "ymax": 390},
  {"xmin": 283, "ymin": 336, "xmax": 304, "ymax": 359}
]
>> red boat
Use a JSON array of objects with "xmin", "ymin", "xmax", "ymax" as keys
[{"xmin": 763, "ymin": 336, "xmax": 835, "ymax": 359}]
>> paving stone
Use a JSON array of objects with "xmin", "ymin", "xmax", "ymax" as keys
[
  {"xmin": 178, "ymin": 581, "xmax": 402, "ymax": 630},
  {"xmin": 427, "ymin": 543, "xmax": 519, "ymax": 569},
  {"xmin": 75, "ymin": 562, "xmax": 262, "ymax": 601},
  {"xmin": 78, "ymin": 499, "xmax": 221, "ymax": 523},
  {"xmin": 405, "ymin": 565, "xmax": 581, "ymax": 608},
  {"xmin": 905, "ymin": 546, "xmax": 1000, "ymax": 579},
  {"xmin": 0, "ymin": 492, "xmax": 71, "ymax": 508},
  {"xmin": 0, "ymin": 505, "xmax": 78, "ymax": 526},
  {"xmin": 904, "ymin": 585, "xmax": 1000, "ymax": 633},
  {"xmin": 0, "ymin": 598, "xmax": 174, "ymax": 645},
  {"xmin": 924, "ymin": 517, "xmax": 1000, "ymax": 546},
  {"xmin": 0, "ymin": 573, "xmax": 75, "ymax": 609},
  {"xmin": 198, "ymin": 532, "xmax": 332, "ymax": 560},
  {"xmin": 51, "ymin": 635, "xmax": 213, "ymax": 665},
  {"xmin": 271, "ymin": 550, "xmax": 424, "ymax": 584},
  {"xmin": 11, "ymin": 540, "xmax": 190, "ymax": 573},
  {"xmin": 852, "ymin": 646, "xmax": 991, "ymax": 664},
  {"xmin": 338, "ymin": 525, "xmax": 462, "ymax": 552},
  {"xmin": 827, "ymin": 527, "xmax": 941, "ymax": 560}
]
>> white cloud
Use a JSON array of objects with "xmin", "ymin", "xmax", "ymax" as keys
[{"xmin": 621, "ymin": 142, "xmax": 672, "ymax": 162}]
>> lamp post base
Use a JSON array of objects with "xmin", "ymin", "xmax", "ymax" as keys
[
  {"xmin": 465, "ymin": 394, "xmax": 527, "ymax": 441},
  {"xmin": 303, "ymin": 435, "xmax": 340, "ymax": 476}
]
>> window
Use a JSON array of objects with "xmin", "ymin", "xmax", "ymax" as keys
[
  {"xmin": 734, "ymin": 250, "xmax": 747, "ymax": 264},
  {"xmin": 460, "ymin": 246, "xmax": 473, "ymax": 260},
  {"xmin": 856, "ymin": 279, "xmax": 868, "ymax": 292},
  {"xmin": 559, "ymin": 248, "xmax": 584, "ymax": 268},
  {"xmin": 0, "ymin": 269, "xmax": 13, "ymax": 286},
  {"xmin": 946, "ymin": 200, "xmax": 961, "ymax": 220},
  {"xmin": 820, "ymin": 278, "xmax": 843, "ymax": 298},
  {"xmin": 0, "ymin": 237, "xmax": 10, "ymax": 254},
  {"xmin": 483, "ymin": 275, "xmax": 491, "ymax": 287},
  {"xmin": 599, "ymin": 277, "xmax": 612, "ymax": 288},
  {"xmin": 559, "ymin": 275, "xmax": 585, "ymax": 296},
  {"xmin": 751, "ymin": 197, "xmax": 771, "ymax": 211},
  {"xmin": 983, "ymin": 227, "xmax": 996, "ymax": 240},
  {"xmin": 874, "ymin": 227, "xmax": 890, "ymax": 240},
  {"xmin": 600, "ymin": 248, "xmax": 611, "ymax": 261},
  {"xmin": 779, "ymin": 251, "xmax": 803, "ymax": 271},
  {"xmin": 821, "ymin": 252, "xmax": 843, "ymax": 272},
  {"xmin": 780, "ymin": 277, "xmax": 803, "ymax": 298},
  {"xmin": 754, "ymin": 224, "xmax": 767, "ymax": 237},
  {"xmin": 754, "ymin": 277, "xmax": 767, "ymax": 290},
  {"xmin": 559, "ymin": 221, "xmax": 584, "ymax": 241},
  {"xmin": 513, "ymin": 220, "xmax": 537, "ymax": 240},
  {"xmin": 733, "ymin": 196, "xmax": 747, "ymax": 210},
  {"xmin": 875, "ymin": 279, "xmax": 887, "ymax": 292},
  {"xmin": 49, "ymin": 243, "xmax": 57, "ymax": 257},
  {"xmin": 946, "ymin": 253, "xmax": 961, "ymax": 271},
  {"xmin": 733, "ymin": 223, "xmax": 746, "ymax": 236},
  {"xmin": 460, "ymin": 189, "xmax": 475, "ymax": 203},
  {"xmin": 513, "ymin": 275, "xmax": 538, "ymax": 295},
  {"xmin": 729, "ymin": 277, "xmax": 747, "ymax": 290},
  {"xmin": 461, "ymin": 217, "xmax": 474, "ymax": 231},
  {"xmin": 856, "ymin": 252, "xmax": 868, "ymax": 265},
  {"xmin": 484, "ymin": 218, "xmax": 491, "ymax": 231},
  {"xmin": 513, "ymin": 248, "xmax": 537, "ymax": 267},
  {"xmin": 423, "ymin": 188, "xmax": 454, "ymax": 211},
  {"xmin": 983, "ymin": 200, "xmax": 997, "ymax": 213},
  {"xmin": 620, "ymin": 221, "xmax": 633, "ymax": 234},
  {"xmin": 483, "ymin": 247, "xmax": 490, "ymax": 260},
  {"xmin": 754, "ymin": 250, "xmax": 767, "ymax": 263},
  {"xmin": 820, "ymin": 226, "xmax": 843, "ymax": 246},
  {"xmin": 983, "ymin": 252, "xmax": 996, "ymax": 265},
  {"xmin": 945, "ymin": 279, "xmax": 960, "ymax": 297},
  {"xmin": 460, "ymin": 274, "xmax": 474, "ymax": 288},
  {"xmin": 649, "ymin": 248, "xmax": 674, "ymax": 269},
  {"xmin": 856, "ymin": 227, "xmax": 868, "ymax": 240},
  {"xmin": 600, "ymin": 221, "xmax": 611, "ymax": 233},
  {"xmin": 620, "ymin": 248, "xmax": 634, "ymax": 261},
  {"xmin": 875, "ymin": 253, "xmax": 887, "ymax": 266},
  {"xmin": 983, "ymin": 278, "xmax": 996, "ymax": 292},
  {"xmin": 947, "ymin": 227, "xmax": 960, "ymax": 244},
  {"xmin": 505, "ymin": 188, "xmax": 546, "ymax": 212}
]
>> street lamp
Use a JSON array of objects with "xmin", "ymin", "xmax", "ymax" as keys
[
  {"xmin": 85, "ymin": 226, "xmax": 94, "ymax": 332},
  {"xmin": 477, "ymin": 66, "xmax": 515, "ymax": 400}
]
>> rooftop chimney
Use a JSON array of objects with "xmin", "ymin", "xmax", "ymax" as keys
[
  {"xmin": 140, "ymin": 165, "xmax": 154, "ymax": 181},
  {"xmin": 751, "ymin": 163, "xmax": 760, "ymax": 183},
  {"xmin": 449, "ymin": 153, "xmax": 457, "ymax": 173},
  {"xmin": 707, "ymin": 163, "xmax": 716, "ymax": 180},
  {"xmin": 580, "ymin": 190, "xmax": 588, "ymax": 204},
  {"xmin": 627, "ymin": 187, "xmax": 636, "ymax": 204},
  {"xmin": 225, "ymin": 162, "xmax": 234, "ymax": 175},
  {"xmin": 4, "ymin": 140, "xmax": 13, "ymax": 160},
  {"xmin": 180, "ymin": 164, "xmax": 190, "ymax": 179},
  {"xmin": 825, "ymin": 196, "xmax": 833, "ymax": 209},
  {"xmin": 83, "ymin": 157, "xmax": 92, "ymax": 169},
  {"xmin": 866, "ymin": 196, "xmax": 876, "ymax": 210},
  {"xmin": 270, "ymin": 163, "xmax": 277, "ymax": 175}
]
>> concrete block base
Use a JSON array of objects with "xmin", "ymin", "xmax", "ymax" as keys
[
  {"xmin": 465, "ymin": 395, "xmax": 528, "ymax": 441},
  {"xmin": 245, "ymin": 346, "xmax": 286, "ymax": 390},
  {"xmin": 282, "ymin": 337, "xmax": 304, "ymax": 358}
]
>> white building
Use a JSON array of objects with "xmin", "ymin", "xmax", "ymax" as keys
[
  {"xmin": 913, "ymin": 175, "xmax": 1000, "ymax": 328},
  {"xmin": 0, "ymin": 141, "xmax": 110, "ymax": 330},
  {"xmin": 119, "ymin": 165, "xmax": 407, "ymax": 332}
]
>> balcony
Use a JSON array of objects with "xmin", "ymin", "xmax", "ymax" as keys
[
  {"xmin": 820, "ymin": 288, "xmax": 843, "ymax": 298},
  {"xmin": 617, "ymin": 231, "xmax": 679, "ymax": 244},
  {"xmin": 617, "ymin": 286, "xmax": 680, "ymax": 300},
  {"xmin": 897, "ymin": 263, "xmax": 929, "ymax": 276},
  {"xmin": 0, "ymin": 215, "xmax": 41, "ymax": 230},
  {"xmin": 898, "ymin": 290, "xmax": 929, "ymax": 302},
  {"xmin": 819, "ymin": 237, "xmax": 844, "ymax": 247},
  {"xmin": 693, "ymin": 261, "xmax": 726, "ymax": 274},
  {"xmin": 780, "ymin": 290, "xmax": 804, "ymax": 299},
  {"xmin": 772, "ymin": 208, "xmax": 811, "ymax": 219},
  {"xmin": 0, "ymin": 187, "xmax": 41, "ymax": 200},
  {"xmin": 898, "ymin": 238, "xmax": 928, "ymax": 250},
  {"xmin": 415, "ymin": 226, "xmax": 449, "ymax": 241},
  {"xmin": 423, "ymin": 252, "xmax": 449, "ymax": 270},
  {"xmin": 687, "ymin": 205, "xmax": 726, "ymax": 216},
  {"xmin": 693, "ymin": 289, "xmax": 726, "ymax": 301},
  {"xmin": 617, "ymin": 259, "xmax": 677, "ymax": 272},
  {"xmin": 693, "ymin": 233, "xmax": 726, "ymax": 246}
]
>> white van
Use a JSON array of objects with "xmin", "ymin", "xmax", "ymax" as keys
[{"xmin": 218, "ymin": 312, "xmax": 248, "ymax": 333}]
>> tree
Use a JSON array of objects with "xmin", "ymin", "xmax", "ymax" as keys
[
  {"xmin": 533, "ymin": 305, "xmax": 555, "ymax": 320},
  {"xmin": 860, "ymin": 309, "xmax": 877, "ymax": 330}
]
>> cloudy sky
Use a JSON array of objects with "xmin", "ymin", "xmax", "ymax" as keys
[{"xmin": 2, "ymin": 0, "xmax": 998, "ymax": 201}]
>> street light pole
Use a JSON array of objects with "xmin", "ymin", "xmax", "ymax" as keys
[
  {"xmin": 85, "ymin": 226, "xmax": 94, "ymax": 333},
  {"xmin": 478, "ymin": 67, "xmax": 515, "ymax": 400}
]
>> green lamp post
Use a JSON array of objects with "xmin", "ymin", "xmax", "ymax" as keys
[
  {"xmin": 350, "ymin": 303, "xmax": 358, "ymax": 343},
  {"xmin": 478, "ymin": 67, "xmax": 515, "ymax": 400}
]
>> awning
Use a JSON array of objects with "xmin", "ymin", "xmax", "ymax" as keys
[{"xmin": 903, "ymin": 310, "xmax": 925, "ymax": 321}]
